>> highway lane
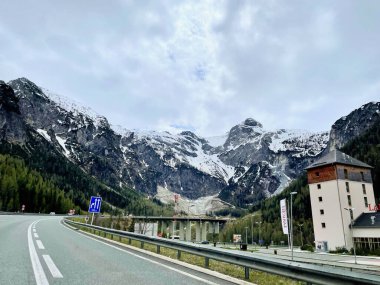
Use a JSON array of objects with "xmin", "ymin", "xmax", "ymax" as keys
[
  {"xmin": 0, "ymin": 215, "xmax": 35, "ymax": 284},
  {"xmin": 0, "ymin": 215, "xmax": 242, "ymax": 285}
]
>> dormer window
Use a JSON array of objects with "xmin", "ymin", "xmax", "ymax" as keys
[{"xmin": 316, "ymin": 172, "xmax": 320, "ymax": 177}]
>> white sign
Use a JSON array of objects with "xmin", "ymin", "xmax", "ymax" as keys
[
  {"xmin": 280, "ymin": 199, "xmax": 289, "ymax": 235},
  {"xmin": 233, "ymin": 234, "xmax": 242, "ymax": 243}
]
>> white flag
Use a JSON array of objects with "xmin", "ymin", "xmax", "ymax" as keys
[{"xmin": 280, "ymin": 199, "xmax": 289, "ymax": 235}]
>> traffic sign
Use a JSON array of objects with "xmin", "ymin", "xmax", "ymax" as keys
[{"xmin": 88, "ymin": 196, "xmax": 102, "ymax": 213}]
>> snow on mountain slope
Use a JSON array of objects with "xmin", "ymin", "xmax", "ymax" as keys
[
  {"xmin": 133, "ymin": 130, "xmax": 235, "ymax": 182},
  {"xmin": 42, "ymin": 88, "xmax": 107, "ymax": 128},
  {"xmin": 269, "ymin": 129, "xmax": 329, "ymax": 158}
]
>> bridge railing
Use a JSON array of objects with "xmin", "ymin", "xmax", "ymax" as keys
[{"xmin": 64, "ymin": 219, "xmax": 380, "ymax": 285}]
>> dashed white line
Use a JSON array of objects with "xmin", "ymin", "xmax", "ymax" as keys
[
  {"xmin": 34, "ymin": 233, "xmax": 39, "ymax": 238},
  {"xmin": 43, "ymin": 255, "xmax": 63, "ymax": 278},
  {"xmin": 36, "ymin": 240, "xmax": 45, "ymax": 250},
  {"xmin": 28, "ymin": 221, "xmax": 49, "ymax": 285}
]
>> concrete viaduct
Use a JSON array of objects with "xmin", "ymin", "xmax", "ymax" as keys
[{"xmin": 131, "ymin": 216, "xmax": 229, "ymax": 242}]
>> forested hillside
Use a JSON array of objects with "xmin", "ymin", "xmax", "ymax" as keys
[
  {"xmin": 220, "ymin": 117, "xmax": 380, "ymax": 246},
  {"xmin": 0, "ymin": 154, "xmax": 74, "ymax": 213},
  {"xmin": 0, "ymin": 136, "xmax": 174, "ymax": 216},
  {"xmin": 342, "ymin": 118, "xmax": 380, "ymax": 199}
]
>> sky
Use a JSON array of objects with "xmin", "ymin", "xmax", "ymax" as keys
[{"xmin": 0, "ymin": 0, "xmax": 379, "ymax": 137}]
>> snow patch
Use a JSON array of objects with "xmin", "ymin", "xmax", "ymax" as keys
[
  {"xmin": 55, "ymin": 135, "xmax": 71, "ymax": 158},
  {"xmin": 42, "ymin": 88, "xmax": 106, "ymax": 127},
  {"xmin": 36, "ymin": 129, "xmax": 51, "ymax": 142}
]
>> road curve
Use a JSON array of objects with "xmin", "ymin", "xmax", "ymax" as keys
[{"xmin": 0, "ymin": 215, "xmax": 242, "ymax": 285}]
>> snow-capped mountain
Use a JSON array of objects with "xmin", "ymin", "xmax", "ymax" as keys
[{"xmin": 1, "ymin": 78, "xmax": 379, "ymax": 211}]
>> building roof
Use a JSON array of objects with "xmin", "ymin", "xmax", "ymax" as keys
[
  {"xmin": 305, "ymin": 150, "xmax": 372, "ymax": 170},
  {"xmin": 353, "ymin": 212, "xmax": 380, "ymax": 229}
]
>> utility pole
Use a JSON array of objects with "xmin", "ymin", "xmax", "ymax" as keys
[{"xmin": 290, "ymin": 192, "xmax": 297, "ymax": 261}]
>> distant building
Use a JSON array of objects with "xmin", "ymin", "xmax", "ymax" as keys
[{"xmin": 306, "ymin": 150, "xmax": 379, "ymax": 251}]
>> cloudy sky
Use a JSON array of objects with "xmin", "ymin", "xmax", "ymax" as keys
[{"xmin": 0, "ymin": 0, "xmax": 379, "ymax": 136}]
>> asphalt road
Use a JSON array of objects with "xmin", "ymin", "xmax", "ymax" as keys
[{"xmin": 0, "ymin": 215, "xmax": 241, "ymax": 285}]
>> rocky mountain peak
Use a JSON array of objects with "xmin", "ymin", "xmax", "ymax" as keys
[
  {"xmin": 8, "ymin": 77, "xmax": 45, "ymax": 99},
  {"xmin": 0, "ymin": 81, "xmax": 20, "ymax": 114},
  {"xmin": 243, "ymin": 118, "xmax": 263, "ymax": 128},
  {"xmin": 327, "ymin": 102, "xmax": 380, "ymax": 151}
]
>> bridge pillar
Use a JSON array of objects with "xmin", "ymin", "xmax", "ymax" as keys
[
  {"xmin": 202, "ymin": 222, "xmax": 207, "ymax": 241},
  {"xmin": 170, "ymin": 220, "xmax": 177, "ymax": 237},
  {"xmin": 213, "ymin": 222, "xmax": 219, "ymax": 234},
  {"xmin": 195, "ymin": 221, "xmax": 201, "ymax": 242},
  {"xmin": 160, "ymin": 221, "xmax": 167, "ymax": 237},
  {"xmin": 179, "ymin": 221, "xmax": 185, "ymax": 240},
  {"xmin": 185, "ymin": 220, "xmax": 192, "ymax": 241}
]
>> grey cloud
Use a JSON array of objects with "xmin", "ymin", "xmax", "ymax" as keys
[{"xmin": 0, "ymin": 0, "xmax": 379, "ymax": 136}]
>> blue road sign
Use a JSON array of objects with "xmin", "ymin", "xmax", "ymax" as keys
[{"xmin": 88, "ymin": 196, "xmax": 102, "ymax": 213}]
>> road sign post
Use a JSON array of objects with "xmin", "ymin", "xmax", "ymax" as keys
[{"xmin": 88, "ymin": 196, "xmax": 102, "ymax": 225}]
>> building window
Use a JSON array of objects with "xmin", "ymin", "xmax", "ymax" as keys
[
  {"xmin": 347, "ymin": 195, "xmax": 352, "ymax": 207},
  {"xmin": 318, "ymin": 196, "xmax": 323, "ymax": 202},
  {"xmin": 317, "ymin": 184, "xmax": 321, "ymax": 189},
  {"xmin": 322, "ymin": 223, "xmax": 326, "ymax": 228},
  {"xmin": 320, "ymin": 209, "xmax": 324, "ymax": 215},
  {"xmin": 344, "ymin": 169, "xmax": 348, "ymax": 179},
  {"xmin": 316, "ymin": 172, "xmax": 320, "ymax": 177},
  {"xmin": 364, "ymin": 197, "xmax": 368, "ymax": 207},
  {"xmin": 360, "ymin": 171, "xmax": 364, "ymax": 181},
  {"xmin": 362, "ymin": 184, "xmax": 366, "ymax": 194},
  {"xmin": 346, "ymin": 182, "xmax": 350, "ymax": 193}
]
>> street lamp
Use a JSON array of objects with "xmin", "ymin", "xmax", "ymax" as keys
[
  {"xmin": 290, "ymin": 191, "xmax": 297, "ymax": 261},
  {"xmin": 256, "ymin": 221, "xmax": 262, "ymax": 246},
  {"xmin": 344, "ymin": 207, "xmax": 357, "ymax": 264},
  {"xmin": 251, "ymin": 216, "xmax": 254, "ymax": 245},
  {"xmin": 245, "ymin": 226, "xmax": 248, "ymax": 244}
]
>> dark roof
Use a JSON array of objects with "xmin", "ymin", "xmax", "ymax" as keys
[
  {"xmin": 353, "ymin": 212, "xmax": 380, "ymax": 229},
  {"xmin": 305, "ymin": 150, "xmax": 372, "ymax": 170}
]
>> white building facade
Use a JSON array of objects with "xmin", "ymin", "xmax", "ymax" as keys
[{"xmin": 306, "ymin": 150, "xmax": 377, "ymax": 251}]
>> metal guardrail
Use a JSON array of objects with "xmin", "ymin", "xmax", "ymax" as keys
[{"xmin": 64, "ymin": 219, "xmax": 380, "ymax": 285}]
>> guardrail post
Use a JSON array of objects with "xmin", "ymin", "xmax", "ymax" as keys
[
  {"xmin": 205, "ymin": 257, "xmax": 209, "ymax": 268},
  {"xmin": 141, "ymin": 241, "xmax": 144, "ymax": 249},
  {"xmin": 177, "ymin": 250, "xmax": 181, "ymax": 260},
  {"xmin": 245, "ymin": 267, "xmax": 250, "ymax": 280},
  {"xmin": 128, "ymin": 238, "xmax": 132, "ymax": 245},
  {"xmin": 157, "ymin": 245, "xmax": 160, "ymax": 254},
  {"xmin": 119, "ymin": 235, "xmax": 122, "ymax": 242},
  {"xmin": 111, "ymin": 234, "xmax": 113, "ymax": 240}
]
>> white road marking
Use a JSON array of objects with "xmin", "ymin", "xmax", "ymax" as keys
[
  {"xmin": 34, "ymin": 233, "xmax": 39, "ymax": 238},
  {"xmin": 36, "ymin": 240, "xmax": 45, "ymax": 250},
  {"xmin": 43, "ymin": 255, "xmax": 63, "ymax": 278},
  {"xmin": 28, "ymin": 221, "xmax": 49, "ymax": 285},
  {"xmin": 64, "ymin": 225, "xmax": 218, "ymax": 285},
  {"xmin": 33, "ymin": 229, "xmax": 37, "ymax": 233}
]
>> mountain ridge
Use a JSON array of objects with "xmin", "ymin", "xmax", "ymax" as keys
[{"xmin": 2, "ymin": 77, "xmax": 379, "ymax": 212}]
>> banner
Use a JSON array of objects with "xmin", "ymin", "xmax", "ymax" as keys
[{"xmin": 280, "ymin": 199, "xmax": 289, "ymax": 235}]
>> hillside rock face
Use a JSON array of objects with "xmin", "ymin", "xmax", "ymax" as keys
[
  {"xmin": 327, "ymin": 102, "xmax": 380, "ymax": 152},
  {"xmin": 1, "ymin": 78, "xmax": 379, "ymax": 209}
]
